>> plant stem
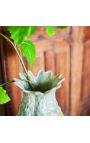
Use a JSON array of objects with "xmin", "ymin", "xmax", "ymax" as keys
[
  {"xmin": 0, "ymin": 80, "xmax": 14, "ymax": 87},
  {"xmin": 0, "ymin": 33, "xmax": 27, "ymax": 73},
  {"xmin": 14, "ymin": 44, "xmax": 29, "ymax": 76},
  {"xmin": 0, "ymin": 33, "xmax": 34, "ymax": 88}
]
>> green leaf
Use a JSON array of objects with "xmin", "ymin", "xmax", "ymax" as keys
[
  {"xmin": 56, "ymin": 26, "xmax": 69, "ymax": 29},
  {"xmin": 0, "ymin": 86, "xmax": 10, "ymax": 104},
  {"xmin": 30, "ymin": 26, "xmax": 37, "ymax": 35},
  {"xmin": 21, "ymin": 40, "xmax": 36, "ymax": 68},
  {"xmin": 46, "ymin": 26, "xmax": 55, "ymax": 36},
  {"xmin": 7, "ymin": 26, "xmax": 32, "ymax": 44},
  {"xmin": 7, "ymin": 26, "xmax": 37, "ymax": 45}
]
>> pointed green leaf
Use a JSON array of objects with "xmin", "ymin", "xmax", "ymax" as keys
[
  {"xmin": 0, "ymin": 86, "xmax": 10, "ymax": 104},
  {"xmin": 21, "ymin": 40, "xmax": 36, "ymax": 68},
  {"xmin": 46, "ymin": 26, "xmax": 55, "ymax": 36},
  {"xmin": 7, "ymin": 26, "xmax": 32, "ymax": 44}
]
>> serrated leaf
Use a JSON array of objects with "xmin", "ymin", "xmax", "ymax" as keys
[
  {"xmin": 21, "ymin": 40, "xmax": 36, "ymax": 68},
  {"xmin": 0, "ymin": 86, "xmax": 10, "ymax": 104},
  {"xmin": 7, "ymin": 26, "xmax": 32, "ymax": 44},
  {"xmin": 46, "ymin": 26, "xmax": 55, "ymax": 36}
]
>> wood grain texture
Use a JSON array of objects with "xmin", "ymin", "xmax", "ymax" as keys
[
  {"xmin": 32, "ymin": 52, "xmax": 45, "ymax": 75},
  {"xmin": 0, "ymin": 38, "xmax": 5, "ymax": 115},
  {"xmin": 79, "ymin": 27, "xmax": 90, "ymax": 115},
  {"xmin": 0, "ymin": 36, "xmax": 24, "ymax": 115},
  {"xmin": 45, "ymin": 50, "xmax": 55, "ymax": 74},
  {"xmin": 82, "ymin": 40, "xmax": 90, "ymax": 99},
  {"xmin": 70, "ymin": 26, "xmax": 84, "ymax": 115},
  {"xmin": 55, "ymin": 39, "xmax": 70, "ymax": 115}
]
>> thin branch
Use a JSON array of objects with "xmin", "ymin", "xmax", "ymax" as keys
[
  {"xmin": 14, "ymin": 44, "xmax": 28, "ymax": 76},
  {"xmin": 0, "ymin": 80, "xmax": 14, "ymax": 87},
  {"xmin": 0, "ymin": 33, "xmax": 34, "ymax": 89},
  {"xmin": 0, "ymin": 33, "xmax": 27, "ymax": 74}
]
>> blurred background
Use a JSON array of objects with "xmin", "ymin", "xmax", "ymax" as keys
[{"xmin": 0, "ymin": 26, "xmax": 90, "ymax": 116}]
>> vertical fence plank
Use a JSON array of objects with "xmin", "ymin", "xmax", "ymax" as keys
[
  {"xmin": 79, "ymin": 27, "xmax": 90, "ymax": 115},
  {"xmin": 45, "ymin": 50, "xmax": 55, "ymax": 74},
  {"xmin": 55, "ymin": 39, "xmax": 70, "ymax": 115},
  {"xmin": 82, "ymin": 27, "xmax": 90, "ymax": 101},
  {"xmin": 0, "ymin": 36, "xmax": 24, "ymax": 115},
  {"xmin": 82, "ymin": 41, "xmax": 90, "ymax": 99},
  {"xmin": 32, "ymin": 52, "xmax": 45, "ymax": 75},
  {"xmin": 30, "ymin": 40, "xmax": 53, "ymax": 75},
  {"xmin": 70, "ymin": 27, "xmax": 84, "ymax": 115},
  {"xmin": 0, "ymin": 38, "xmax": 5, "ymax": 115}
]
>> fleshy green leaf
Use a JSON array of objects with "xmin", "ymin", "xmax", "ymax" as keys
[
  {"xmin": 21, "ymin": 40, "xmax": 36, "ymax": 68},
  {"xmin": 0, "ymin": 86, "xmax": 10, "ymax": 104},
  {"xmin": 46, "ymin": 26, "xmax": 55, "ymax": 36}
]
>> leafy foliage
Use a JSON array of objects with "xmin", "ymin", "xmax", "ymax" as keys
[
  {"xmin": 7, "ymin": 26, "xmax": 69, "ymax": 68},
  {"xmin": 7, "ymin": 26, "xmax": 37, "ymax": 45},
  {"xmin": 21, "ymin": 40, "xmax": 36, "ymax": 68},
  {"xmin": 56, "ymin": 26, "xmax": 69, "ymax": 29},
  {"xmin": 30, "ymin": 26, "xmax": 37, "ymax": 35},
  {"xmin": 46, "ymin": 26, "xmax": 55, "ymax": 36},
  {"xmin": 0, "ymin": 86, "xmax": 10, "ymax": 104},
  {"xmin": 7, "ymin": 26, "xmax": 37, "ymax": 68},
  {"xmin": 46, "ymin": 26, "xmax": 69, "ymax": 36}
]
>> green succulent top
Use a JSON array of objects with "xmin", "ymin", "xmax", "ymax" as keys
[{"xmin": 14, "ymin": 70, "xmax": 64, "ymax": 93}]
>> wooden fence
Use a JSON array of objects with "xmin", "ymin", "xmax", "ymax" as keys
[{"xmin": 0, "ymin": 26, "xmax": 90, "ymax": 116}]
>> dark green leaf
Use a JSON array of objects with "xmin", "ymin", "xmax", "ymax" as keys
[
  {"xmin": 0, "ymin": 86, "xmax": 10, "ymax": 104},
  {"xmin": 21, "ymin": 40, "xmax": 36, "ymax": 68},
  {"xmin": 30, "ymin": 26, "xmax": 37, "ymax": 35},
  {"xmin": 46, "ymin": 26, "xmax": 55, "ymax": 36},
  {"xmin": 56, "ymin": 26, "xmax": 69, "ymax": 29}
]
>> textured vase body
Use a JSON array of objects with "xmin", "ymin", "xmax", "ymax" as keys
[
  {"xmin": 18, "ymin": 89, "xmax": 62, "ymax": 116},
  {"xmin": 14, "ymin": 70, "xmax": 64, "ymax": 116}
]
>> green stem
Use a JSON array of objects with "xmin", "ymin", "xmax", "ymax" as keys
[{"xmin": 0, "ymin": 33, "xmax": 34, "ymax": 88}]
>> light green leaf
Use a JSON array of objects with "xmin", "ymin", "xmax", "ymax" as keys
[
  {"xmin": 7, "ymin": 26, "xmax": 32, "ymax": 44},
  {"xmin": 46, "ymin": 26, "xmax": 55, "ymax": 36},
  {"xmin": 21, "ymin": 40, "xmax": 36, "ymax": 68},
  {"xmin": 0, "ymin": 86, "xmax": 10, "ymax": 104}
]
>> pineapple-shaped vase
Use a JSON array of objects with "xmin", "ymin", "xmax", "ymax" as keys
[{"xmin": 14, "ymin": 70, "xmax": 64, "ymax": 116}]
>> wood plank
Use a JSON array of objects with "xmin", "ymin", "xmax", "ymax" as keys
[
  {"xmin": 55, "ymin": 39, "xmax": 70, "ymax": 115},
  {"xmin": 31, "ymin": 52, "xmax": 45, "ymax": 76},
  {"xmin": 45, "ymin": 50, "xmax": 55, "ymax": 74},
  {"xmin": 0, "ymin": 38, "xmax": 24, "ymax": 115},
  {"xmin": 80, "ymin": 96, "xmax": 90, "ymax": 115},
  {"xmin": 82, "ymin": 40, "xmax": 90, "ymax": 99},
  {"xmin": 70, "ymin": 26, "xmax": 84, "ymax": 115},
  {"xmin": 35, "ymin": 40, "xmax": 52, "ymax": 52},
  {"xmin": 0, "ymin": 38, "xmax": 5, "ymax": 115}
]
